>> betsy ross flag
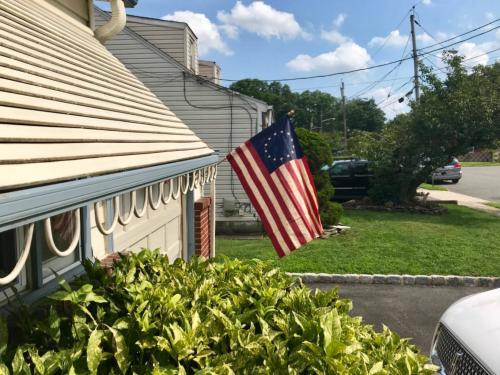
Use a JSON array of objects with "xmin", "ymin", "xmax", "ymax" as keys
[{"xmin": 227, "ymin": 117, "xmax": 323, "ymax": 257}]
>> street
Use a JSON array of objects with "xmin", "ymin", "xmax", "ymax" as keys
[
  {"xmin": 308, "ymin": 283, "xmax": 491, "ymax": 354},
  {"xmin": 446, "ymin": 166, "xmax": 500, "ymax": 201}
]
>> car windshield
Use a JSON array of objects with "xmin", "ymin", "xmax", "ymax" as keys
[{"xmin": 330, "ymin": 163, "xmax": 351, "ymax": 176}]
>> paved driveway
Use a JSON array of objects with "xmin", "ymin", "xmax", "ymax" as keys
[
  {"xmin": 308, "ymin": 283, "xmax": 492, "ymax": 354},
  {"xmin": 446, "ymin": 166, "xmax": 500, "ymax": 201}
]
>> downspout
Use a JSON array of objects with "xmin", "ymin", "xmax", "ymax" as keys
[{"xmin": 94, "ymin": 0, "xmax": 126, "ymax": 43}]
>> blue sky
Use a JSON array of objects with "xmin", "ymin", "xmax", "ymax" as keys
[{"xmin": 102, "ymin": 0, "xmax": 500, "ymax": 118}]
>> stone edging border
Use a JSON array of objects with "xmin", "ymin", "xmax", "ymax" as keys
[{"xmin": 287, "ymin": 273, "xmax": 500, "ymax": 288}]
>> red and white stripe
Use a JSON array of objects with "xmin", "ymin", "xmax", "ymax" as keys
[{"xmin": 227, "ymin": 141, "xmax": 323, "ymax": 257}]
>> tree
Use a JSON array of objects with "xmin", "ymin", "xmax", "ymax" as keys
[
  {"xmin": 229, "ymin": 79, "xmax": 297, "ymax": 119},
  {"xmin": 365, "ymin": 55, "xmax": 499, "ymax": 203},
  {"xmin": 230, "ymin": 79, "xmax": 386, "ymax": 136},
  {"xmin": 345, "ymin": 99, "xmax": 386, "ymax": 132}
]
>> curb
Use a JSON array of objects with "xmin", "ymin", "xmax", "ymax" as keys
[{"xmin": 287, "ymin": 273, "xmax": 500, "ymax": 288}]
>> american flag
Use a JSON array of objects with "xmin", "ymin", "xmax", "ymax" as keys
[{"xmin": 227, "ymin": 116, "xmax": 324, "ymax": 257}]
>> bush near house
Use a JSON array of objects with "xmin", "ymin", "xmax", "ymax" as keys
[
  {"xmin": 295, "ymin": 128, "xmax": 343, "ymax": 225},
  {"xmin": 0, "ymin": 250, "xmax": 436, "ymax": 374}
]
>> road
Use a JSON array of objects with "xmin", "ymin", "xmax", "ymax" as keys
[
  {"xmin": 308, "ymin": 283, "xmax": 491, "ymax": 354},
  {"xmin": 446, "ymin": 166, "xmax": 500, "ymax": 201}
]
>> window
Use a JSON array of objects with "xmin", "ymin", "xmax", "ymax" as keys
[
  {"xmin": 0, "ymin": 211, "xmax": 83, "ymax": 303},
  {"xmin": 187, "ymin": 37, "xmax": 197, "ymax": 73},
  {"xmin": 352, "ymin": 162, "xmax": 370, "ymax": 175},
  {"xmin": 41, "ymin": 212, "xmax": 81, "ymax": 282},
  {"xmin": 330, "ymin": 163, "xmax": 351, "ymax": 176},
  {"xmin": 0, "ymin": 228, "xmax": 28, "ymax": 297}
]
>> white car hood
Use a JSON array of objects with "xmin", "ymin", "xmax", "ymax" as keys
[{"xmin": 441, "ymin": 288, "xmax": 500, "ymax": 373}]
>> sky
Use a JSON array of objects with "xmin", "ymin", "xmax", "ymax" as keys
[{"xmin": 99, "ymin": 0, "xmax": 500, "ymax": 119}]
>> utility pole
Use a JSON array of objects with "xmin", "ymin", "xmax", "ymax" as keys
[
  {"xmin": 341, "ymin": 80, "xmax": 347, "ymax": 149},
  {"xmin": 410, "ymin": 9, "xmax": 420, "ymax": 101}
]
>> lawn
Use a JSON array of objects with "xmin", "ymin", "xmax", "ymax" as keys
[
  {"xmin": 419, "ymin": 183, "xmax": 448, "ymax": 191},
  {"xmin": 485, "ymin": 201, "xmax": 500, "ymax": 209},
  {"xmin": 461, "ymin": 161, "xmax": 500, "ymax": 167},
  {"xmin": 216, "ymin": 205, "xmax": 500, "ymax": 276}
]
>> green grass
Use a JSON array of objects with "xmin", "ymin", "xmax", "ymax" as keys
[
  {"xmin": 216, "ymin": 205, "xmax": 500, "ymax": 276},
  {"xmin": 485, "ymin": 201, "xmax": 500, "ymax": 209},
  {"xmin": 419, "ymin": 183, "xmax": 448, "ymax": 191},
  {"xmin": 461, "ymin": 161, "xmax": 500, "ymax": 167}
]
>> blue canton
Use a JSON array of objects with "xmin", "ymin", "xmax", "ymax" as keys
[{"xmin": 250, "ymin": 117, "xmax": 304, "ymax": 173}]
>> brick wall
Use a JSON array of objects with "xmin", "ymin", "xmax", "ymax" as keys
[{"xmin": 194, "ymin": 197, "xmax": 212, "ymax": 258}]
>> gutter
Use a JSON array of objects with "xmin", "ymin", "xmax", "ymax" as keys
[{"xmin": 94, "ymin": 0, "xmax": 126, "ymax": 43}]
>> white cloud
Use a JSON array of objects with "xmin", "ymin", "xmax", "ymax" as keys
[
  {"xmin": 321, "ymin": 30, "xmax": 350, "ymax": 44},
  {"xmin": 456, "ymin": 42, "xmax": 492, "ymax": 65},
  {"xmin": 321, "ymin": 14, "xmax": 350, "ymax": 44},
  {"xmin": 416, "ymin": 32, "xmax": 433, "ymax": 45},
  {"xmin": 422, "ymin": 0, "xmax": 432, "ymax": 5},
  {"xmin": 286, "ymin": 42, "xmax": 371, "ymax": 72},
  {"xmin": 369, "ymin": 30, "xmax": 408, "ymax": 47},
  {"xmin": 369, "ymin": 30, "xmax": 441, "ymax": 48},
  {"xmin": 217, "ymin": 1, "xmax": 309, "ymax": 39},
  {"xmin": 162, "ymin": 11, "xmax": 232, "ymax": 56},
  {"xmin": 219, "ymin": 24, "xmax": 239, "ymax": 39},
  {"xmin": 333, "ymin": 13, "xmax": 347, "ymax": 28}
]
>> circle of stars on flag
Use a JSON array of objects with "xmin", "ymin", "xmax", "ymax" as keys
[{"xmin": 263, "ymin": 129, "xmax": 296, "ymax": 162}]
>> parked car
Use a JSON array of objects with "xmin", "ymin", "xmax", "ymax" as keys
[
  {"xmin": 327, "ymin": 159, "xmax": 373, "ymax": 200},
  {"xmin": 430, "ymin": 288, "xmax": 500, "ymax": 374},
  {"xmin": 430, "ymin": 157, "xmax": 463, "ymax": 184}
]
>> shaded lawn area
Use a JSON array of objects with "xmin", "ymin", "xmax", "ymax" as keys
[
  {"xmin": 216, "ymin": 205, "xmax": 500, "ymax": 276},
  {"xmin": 419, "ymin": 183, "xmax": 448, "ymax": 191},
  {"xmin": 486, "ymin": 202, "xmax": 500, "ymax": 209}
]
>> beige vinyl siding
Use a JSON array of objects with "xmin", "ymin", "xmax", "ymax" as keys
[
  {"xmin": 0, "ymin": 0, "xmax": 212, "ymax": 191},
  {"xmin": 46, "ymin": 0, "xmax": 90, "ymax": 25},
  {"xmin": 96, "ymin": 10, "xmax": 269, "ymax": 218},
  {"xmin": 198, "ymin": 61, "xmax": 219, "ymax": 84},
  {"xmin": 126, "ymin": 19, "xmax": 187, "ymax": 68}
]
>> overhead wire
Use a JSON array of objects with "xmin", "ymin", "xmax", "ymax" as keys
[
  {"xmin": 417, "ymin": 18, "xmax": 499, "ymax": 51},
  {"xmin": 217, "ymin": 23, "xmax": 500, "ymax": 82},
  {"xmin": 370, "ymin": 8, "xmax": 412, "ymax": 61}
]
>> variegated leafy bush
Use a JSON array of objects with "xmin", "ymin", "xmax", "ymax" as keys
[{"xmin": 0, "ymin": 250, "xmax": 437, "ymax": 374}]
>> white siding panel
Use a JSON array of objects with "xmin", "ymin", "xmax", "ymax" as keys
[{"xmin": 0, "ymin": 0, "xmax": 213, "ymax": 191}]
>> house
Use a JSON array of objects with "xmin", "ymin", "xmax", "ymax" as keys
[
  {"xmin": 198, "ymin": 60, "xmax": 221, "ymax": 84},
  {"xmin": 0, "ymin": 0, "xmax": 217, "ymax": 304},
  {"xmin": 94, "ymin": 10, "xmax": 273, "ymax": 233}
]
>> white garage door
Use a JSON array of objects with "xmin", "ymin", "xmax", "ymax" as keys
[
  {"xmin": 115, "ymin": 188, "xmax": 183, "ymax": 261},
  {"xmin": 91, "ymin": 187, "xmax": 183, "ymax": 263}
]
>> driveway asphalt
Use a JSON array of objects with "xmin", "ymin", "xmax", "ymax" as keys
[
  {"xmin": 308, "ymin": 283, "xmax": 492, "ymax": 354},
  {"xmin": 446, "ymin": 166, "xmax": 500, "ymax": 201}
]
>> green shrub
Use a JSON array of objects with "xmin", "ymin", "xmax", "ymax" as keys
[
  {"xmin": 0, "ymin": 250, "xmax": 437, "ymax": 374},
  {"xmin": 295, "ymin": 128, "xmax": 343, "ymax": 226}
]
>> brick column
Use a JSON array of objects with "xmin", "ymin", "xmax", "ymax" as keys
[{"xmin": 194, "ymin": 197, "xmax": 212, "ymax": 257}]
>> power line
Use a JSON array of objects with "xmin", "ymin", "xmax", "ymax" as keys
[
  {"xmin": 218, "ymin": 24, "xmax": 499, "ymax": 83},
  {"xmin": 370, "ymin": 9, "xmax": 411, "ymax": 60},
  {"xmin": 376, "ymin": 78, "xmax": 414, "ymax": 106},
  {"xmin": 417, "ymin": 18, "xmax": 499, "ymax": 51},
  {"xmin": 349, "ymin": 58, "xmax": 407, "ymax": 99},
  {"xmin": 289, "ymin": 76, "xmax": 412, "ymax": 91}
]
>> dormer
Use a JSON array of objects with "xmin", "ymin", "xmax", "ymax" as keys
[
  {"xmin": 198, "ymin": 60, "xmax": 221, "ymax": 84},
  {"xmin": 123, "ymin": 15, "xmax": 199, "ymax": 74}
]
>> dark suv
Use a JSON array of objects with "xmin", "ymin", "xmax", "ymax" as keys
[{"xmin": 327, "ymin": 159, "xmax": 373, "ymax": 200}]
